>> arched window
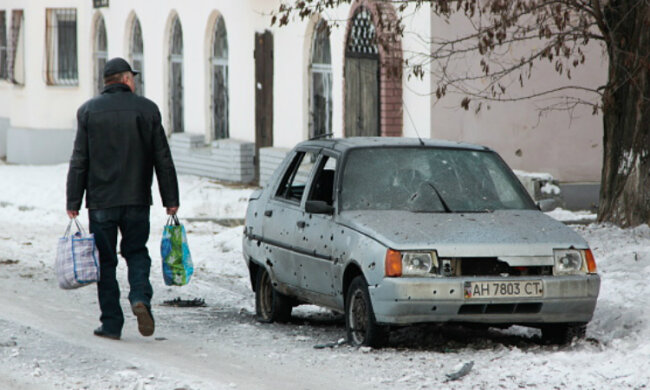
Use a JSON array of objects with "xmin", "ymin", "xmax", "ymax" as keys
[
  {"xmin": 93, "ymin": 15, "xmax": 107, "ymax": 94},
  {"xmin": 210, "ymin": 15, "xmax": 228, "ymax": 140},
  {"xmin": 169, "ymin": 16, "xmax": 184, "ymax": 133},
  {"xmin": 129, "ymin": 17, "xmax": 144, "ymax": 95},
  {"xmin": 310, "ymin": 19, "xmax": 332, "ymax": 139}
]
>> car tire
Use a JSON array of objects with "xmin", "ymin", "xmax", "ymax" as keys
[
  {"xmin": 541, "ymin": 323, "xmax": 586, "ymax": 345},
  {"xmin": 345, "ymin": 276, "xmax": 388, "ymax": 348},
  {"xmin": 255, "ymin": 268, "xmax": 292, "ymax": 323}
]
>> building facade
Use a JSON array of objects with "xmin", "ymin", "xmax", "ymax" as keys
[{"xmin": 0, "ymin": 0, "xmax": 604, "ymax": 203}]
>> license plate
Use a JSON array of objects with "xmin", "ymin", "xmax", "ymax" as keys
[{"xmin": 464, "ymin": 280, "xmax": 543, "ymax": 299}]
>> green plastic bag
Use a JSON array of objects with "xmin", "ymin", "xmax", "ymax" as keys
[{"xmin": 160, "ymin": 215, "xmax": 193, "ymax": 286}]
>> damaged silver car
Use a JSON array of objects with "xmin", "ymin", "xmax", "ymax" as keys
[{"xmin": 243, "ymin": 137, "xmax": 600, "ymax": 347}]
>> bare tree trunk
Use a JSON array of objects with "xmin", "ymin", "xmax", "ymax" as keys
[{"xmin": 598, "ymin": 1, "xmax": 650, "ymax": 227}]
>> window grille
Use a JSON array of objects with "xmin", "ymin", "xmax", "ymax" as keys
[
  {"xmin": 45, "ymin": 8, "xmax": 78, "ymax": 85},
  {"xmin": 93, "ymin": 0, "xmax": 109, "ymax": 8},
  {"xmin": 169, "ymin": 17, "xmax": 184, "ymax": 133},
  {"xmin": 130, "ymin": 17, "xmax": 144, "ymax": 95},
  {"xmin": 211, "ymin": 16, "xmax": 229, "ymax": 140},
  {"xmin": 93, "ymin": 15, "xmax": 107, "ymax": 94},
  {"xmin": 310, "ymin": 19, "xmax": 333, "ymax": 139},
  {"xmin": 8, "ymin": 9, "xmax": 24, "ymax": 85},
  {"xmin": 346, "ymin": 8, "xmax": 378, "ymax": 57},
  {"xmin": 0, "ymin": 11, "xmax": 7, "ymax": 80}
]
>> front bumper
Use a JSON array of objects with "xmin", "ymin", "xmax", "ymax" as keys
[{"xmin": 369, "ymin": 275, "xmax": 600, "ymax": 325}]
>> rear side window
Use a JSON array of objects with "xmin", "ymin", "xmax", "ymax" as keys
[
  {"xmin": 275, "ymin": 151, "xmax": 318, "ymax": 203},
  {"xmin": 307, "ymin": 156, "xmax": 338, "ymax": 206}
]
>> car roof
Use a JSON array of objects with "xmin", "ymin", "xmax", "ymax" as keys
[{"xmin": 296, "ymin": 136, "xmax": 491, "ymax": 154}]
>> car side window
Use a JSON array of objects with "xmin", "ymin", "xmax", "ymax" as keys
[
  {"xmin": 307, "ymin": 156, "xmax": 337, "ymax": 206},
  {"xmin": 275, "ymin": 151, "xmax": 318, "ymax": 203}
]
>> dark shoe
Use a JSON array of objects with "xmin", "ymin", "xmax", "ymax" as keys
[
  {"xmin": 93, "ymin": 326, "xmax": 121, "ymax": 340},
  {"xmin": 131, "ymin": 302, "xmax": 155, "ymax": 337}
]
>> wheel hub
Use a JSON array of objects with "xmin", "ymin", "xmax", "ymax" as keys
[
  {"xmin": 349, "ymin": 290, "xmax": 368, "ymax": 345},
  {"xmin": 259, "ymin": 272, "xmax": 272, "ymax": 320}
]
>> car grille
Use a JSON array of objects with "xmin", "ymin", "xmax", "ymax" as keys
[
  {"xmin": 443, "ymin": 257, "xmax": 552, "ymax": 277},
  {"xmin": 458, "ymin": 303, "xmax": 543, "ymax": 315}
]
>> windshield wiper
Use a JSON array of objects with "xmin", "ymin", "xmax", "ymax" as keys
[{"xmin": 426, "ymin": 182, "xmax": 452, "ymax": 213}]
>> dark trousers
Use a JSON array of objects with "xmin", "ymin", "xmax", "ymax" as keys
[{"xmin": 89, "ymin": 206, "xmax": 153, "ymax": 334}]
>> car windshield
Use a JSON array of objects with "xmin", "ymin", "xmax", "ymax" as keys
[{"xmin": 340, "ymin": 147, "xmax": 534, "ymax": 212}]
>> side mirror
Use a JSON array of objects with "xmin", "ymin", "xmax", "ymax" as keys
[
  {"xmin": 305, "ymin": 200, "xmax": 335, "ymax": 215},
  {"xmin": 536, "ymin": 198, "xmax": 557, "ymax": 212}
]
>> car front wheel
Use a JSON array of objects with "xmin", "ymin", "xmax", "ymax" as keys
[
  {"xmin": 345, "ymin": 276, "xmax": 388, "ymax": 348},
  {"xmin": 255, "ymin": 267, "xmax": 292, "ymax": 323}
]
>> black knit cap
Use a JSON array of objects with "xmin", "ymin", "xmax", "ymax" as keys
[{"xmin": 103, "ymin": 57, "xmax": 140, "ymax": 78}]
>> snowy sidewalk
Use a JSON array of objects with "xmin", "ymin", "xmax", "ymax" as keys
[{"xmin": 1, "ymin": 163, "xmax": 649, "ymax": 389}]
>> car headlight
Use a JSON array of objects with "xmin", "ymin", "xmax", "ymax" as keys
[
  {"xmin": 385, "ymin": 249, "xmax": 439, "ymax": 277},
  {"xmin": 553, "ymin": 249, "xmax": 586, "ymax": 275}
]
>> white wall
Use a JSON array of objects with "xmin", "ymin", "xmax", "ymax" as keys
[
  {"xmin": 97, "ymin": 1, "xmax": 264, "ymax": 142},
  {"xmin": 400, "ymin": 5, "xmax": 432, "ymax": 139},
  {"xmin": 1, "ymin": 0, "xmax": 89, "ymax": 131},
  {"xmin": 271, "ymin": 5, "xmax": 350, "ymax": 147},
  {"xmin": 426, "ymin": 12, "xmax": 605, "ymax": 182},
  {"xmin": 270, "ymin": 9, "xmax": 308, "ymax": 147},
  {"xmin": 0, "ymin": 0, "xmax": 277, "ymax": 144},
  {"xmin": 0, "ymin": 0, "xmax": 605, "ymax": 183}
]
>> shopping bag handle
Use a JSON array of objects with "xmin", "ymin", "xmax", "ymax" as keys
[
  {"xmin": 166, "ymin": 215, "xmax": 181, "ymax": 226},
  {"xmin": 64, "ymin": 217, "xmax": 86, "ymax": 237}
]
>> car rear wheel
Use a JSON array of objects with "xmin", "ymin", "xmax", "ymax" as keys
[
  {"xmin": 345, "ymin": 276, "xmax": 388, "ymax": 348},
  {"xmin": 541, "ymin": 323, "xmax": 586, "ymax": 345},
  {"xmin": 255, "ymin": 268, "xmax": 292, "ymax": 323}
]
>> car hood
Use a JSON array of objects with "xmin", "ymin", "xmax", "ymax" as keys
[{"xmin": 337, "ymin": 209, "xmax": 588, "ymax": 257}]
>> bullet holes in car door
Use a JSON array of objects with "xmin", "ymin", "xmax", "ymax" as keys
[
  {"xmin": 263, "ymin": 151, "xmax": 319, "ymax": 288},
  {"xmin": 295, "ymin": 155, "xmax": 339, "ymax": 302}
]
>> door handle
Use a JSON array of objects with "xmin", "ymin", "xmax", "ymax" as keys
[
  {"xmin": 297, "ymin": 221, "xmax": 306, "ymax": 229},
  {"xmin": 264, "ymin": 210, "xmax": 273, "ymax": 217}
]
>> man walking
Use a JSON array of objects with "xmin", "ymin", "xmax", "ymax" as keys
[{"xmin": 66, "ymin": 57, "xmax": 179, "ymax": 340}]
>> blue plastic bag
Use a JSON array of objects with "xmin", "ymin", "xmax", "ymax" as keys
[{"xmin": 160, "ymin": 215, "xmax": 193, "ymax": 286}]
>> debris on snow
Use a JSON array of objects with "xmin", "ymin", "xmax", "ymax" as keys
[
  {"xmin": 0, "ymin": 340, "xmax": 17, "ymax": 347},
  {"xmin": 162, "ymin": 297, "xmax": 207, "ymax": 307},
  {"xmin": 0, "ymin": 259, "xmax": 19, "ymax": 265},
  {"xmin": 445, "ymin": 361, "xmax": 474, "ymax": 382},
  {"xmin": 2, "ymin": 164, "xmax": 650, "ymax": 390},
  {"xmin": 313, "ymin": 338, "xmax": 347, "ymax": 349}
]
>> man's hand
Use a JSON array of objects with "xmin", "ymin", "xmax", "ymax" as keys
[
  {"xmin": 166, "ymin": 207, "xmax": 179, "ymax": 215},
  {"xmin": 67, "ymin": 210, "xmax": 79, "ymax": 219}
]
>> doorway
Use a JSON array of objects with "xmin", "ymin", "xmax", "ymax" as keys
[
  {"xmin": 344, "ymin": 7, "xmax": 379, "ymax": 137},
  {"xmin": 255, "ymin": 30, "xmax": 274, "ymax": 179}
]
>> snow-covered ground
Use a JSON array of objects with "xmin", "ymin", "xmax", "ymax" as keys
[{"xmin": 1, "ymin": 162, "xmax": 649, "ymax": 389}]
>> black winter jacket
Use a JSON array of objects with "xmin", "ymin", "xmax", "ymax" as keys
[{"xmin": 66, "ymin": 83, "xmax": 179, "ymax": 210}]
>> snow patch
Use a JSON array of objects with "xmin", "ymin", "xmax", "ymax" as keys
[
  {"xmin": 617, "ymin": 150, "xmax": 641, "ymax": 176},
  {"xmin": 512, "ymin": 170, "xmax": 555, "ymax": 181},
  {"xmin": 540, "ymin": 182, "xmax": 560, "ymax": 195},
  {"xmin": 545, "ymin": 208, "xmax": 596, "ymax": 222},
  {"xmin": 1, "ymin": 164, "xmax": 650, "ymax": 389}
]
